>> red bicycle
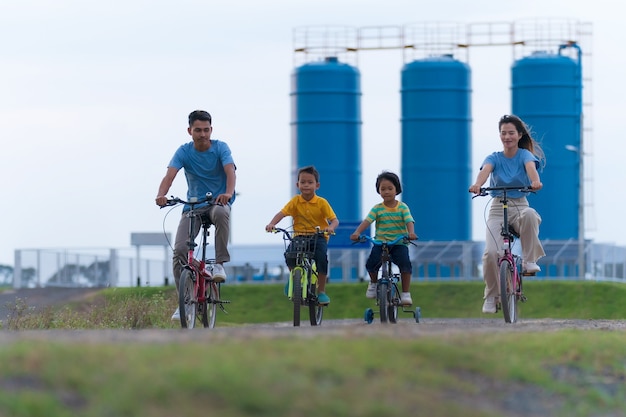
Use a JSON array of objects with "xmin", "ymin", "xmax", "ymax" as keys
[
  {"xmin": 474, "ymin": 186, "xmax": 534, "ymax": 323},
  {"xmin": 163, "ymin": 193, "xmax": 230, "ymax": 329}
]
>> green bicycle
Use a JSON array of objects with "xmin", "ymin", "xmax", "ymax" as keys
[{"xmin": 271, "ymin": 227, "xmax": 326, "ymax": 327}]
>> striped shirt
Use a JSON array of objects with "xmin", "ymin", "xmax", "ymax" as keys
[{"xmin": 366, "ymin": 201, "xmax": 415, "ymax": 244}]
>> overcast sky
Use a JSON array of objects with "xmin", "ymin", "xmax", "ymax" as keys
[{"xmin": 1, "ymin": 0, "xmax": 624, "ymax": 265}]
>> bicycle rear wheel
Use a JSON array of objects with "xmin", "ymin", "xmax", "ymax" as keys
[
  {"xmin": 292, "ymin": 268, "xmax": 303, "ymax": 327},
  {"xmin": 388, "ymin": 283, "xmax": 399, "ymax": 324},
  {"xmin": 199, "ymin": 286, "xmax": 209, "ymax": 328},
  {"xmin": 307, "ymin": 279, "xmax": 323, "ymax": 326},
  {"xmin": 378, "ymin": 281, "xmax": 389, "ymax": 323},
  {"xmin": 178, "ymin": 269, "xmax": 197, "ymax": 329},
  {"xmin": 499, "ymin": 259, "xmax": 518, "ymax": 323}
]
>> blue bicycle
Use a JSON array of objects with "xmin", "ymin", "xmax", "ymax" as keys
[{"xmin": 355, "ymin": 235, "xmax": 421, "ymax": 324}]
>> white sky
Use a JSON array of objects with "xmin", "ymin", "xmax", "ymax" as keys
[{"xmin": 1, "ymin": 0, "xmax": 624, "ymax": 265}]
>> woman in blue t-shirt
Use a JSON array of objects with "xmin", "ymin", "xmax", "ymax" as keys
[{"xmin": 469, "ymin": 115, "xmax": 546, "ymax": 314}]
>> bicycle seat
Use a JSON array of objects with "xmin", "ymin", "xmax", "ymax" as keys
[{"xmin": 508, "ymin": 224, "xmax": 520, "ymax": 239}]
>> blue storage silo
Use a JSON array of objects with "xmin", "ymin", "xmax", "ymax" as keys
[
  {"xmin": 400, "ymin": 55, "xmax": 472, "ymax": 241},
  {"xmin": 290, "ymin": 56, "xmax": 362, "ymax": 228},
  {"xmin": 511, "ymin": 48, "xmax": 582, "ymax": 240}
]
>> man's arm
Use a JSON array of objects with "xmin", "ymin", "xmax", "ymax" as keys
[
  {"xmin": 155, "ymin": 167, "xmax": 179, "ymax": 206},
  {"xmin": 216, "ymin": 163, "xmax": 236, "ymax": 206}
]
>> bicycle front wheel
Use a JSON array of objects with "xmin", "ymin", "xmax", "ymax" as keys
[
  {"xmin": 206, "ymin": 281, "xmax": 219, "ymax": 328},
  {"xmin": 178, "ymin": 269, "xmax": 197, "ymax": 329},
  {"xmin": 499, "ymin": 259, "xmax": 518, "ymax": 323},
  {"xmin": 292, "ymin": 268, "xmax": 303, "ymax": 327},
  {"xmin": 378, "ymin": 281, "xmax": 389, "ymax": 323}
]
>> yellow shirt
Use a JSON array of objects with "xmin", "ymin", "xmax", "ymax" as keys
[{"xmin": 281, "ymin": 194, "xmax": 337, "ymax": 235}]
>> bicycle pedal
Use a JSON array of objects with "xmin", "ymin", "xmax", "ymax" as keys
[
  {"xmin": 522, "ymin": 271, "xmax": 536, "ymax": 276},
  {"xmin": 520, "ymin": 295, "xmax": 528, "ymax": 302}
]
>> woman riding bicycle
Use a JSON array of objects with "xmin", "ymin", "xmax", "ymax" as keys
[{"xmin": 469, "ymin": 114, "xmax": 546, "ymax": 314}]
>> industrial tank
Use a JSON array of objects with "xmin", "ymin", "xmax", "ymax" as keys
[
  {"xmin": 290, "ymin": 56, "xmax": 362, "ymax": 226},
  {"xmin": 400, "ymin": 55, "xmax": 472, "ymax": 241},
  {"xmin": 511, "ymin": 48, "xmax": 582, "ymax": 240}
]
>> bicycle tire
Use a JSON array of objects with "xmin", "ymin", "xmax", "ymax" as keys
[
  {"xmin": 388, "ymin": 282, "xmax": 398, "ymax": 324},
  {"xmin": 307, "ymin": 277, "xmax": 323, "ymax": 326},
  {"xmin": 207, "ymin": 281, "xmax": 219, "ymax": 328},
  {"xmin": 292, "ymin": 268, "xmax": 303, "ymax": 327},
  {"xmin": 178, "ymin": 269, "xmax": 197, "ymax": 329},
  {"xmin": 199, "ymin": 286, "xmax": 209, "ymax": 328},
  {"xmin": 378, "ymin": 281, "xmax": 389, "ymax": 323},
  {"xmin": 499, "ymin": 259, "xmax": 518, "ymax": 323}
]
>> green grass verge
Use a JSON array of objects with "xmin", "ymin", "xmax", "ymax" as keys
[{"xmin": 5, "ymin": 280, "xmax": 626, "ymax": 329}]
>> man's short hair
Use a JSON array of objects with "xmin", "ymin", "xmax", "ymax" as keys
[{"xmin": 188, "ymin": 110, "xmax": 212, "ymax": 127}]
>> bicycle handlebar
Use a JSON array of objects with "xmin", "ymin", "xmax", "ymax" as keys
[
  {"xmin": 162, "ymin": 192, "xmax": 214, "ymax": 208},
  {"xmin": 473, "ymin": 186, "xmax": 534, "ymax": 199},
  {"xmin": 355, "ymin": 234, "xmax": 416, "ymax": 246},
  {"xmin": 270, "ymin": 227, "xmax": 331, "ymax": 240}
]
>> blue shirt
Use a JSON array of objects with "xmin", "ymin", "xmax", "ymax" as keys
[
  {"xmin": 482, "ymin": 149, "xmax": 538, "ymax": 198},
  {"xmin": 168, "ymin": 140, "xmax": 235, "ymax": 211}
]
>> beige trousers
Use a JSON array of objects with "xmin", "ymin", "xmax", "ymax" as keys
[
  {"xmin": 482, "ymin": 197, "xmax": 545, "ymax": 299},
  {"xmin": 173, "ymin": 204, "xmax": 231, "ymax": 288}
]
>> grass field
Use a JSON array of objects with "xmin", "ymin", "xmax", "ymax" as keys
[{"xmin": 1, "ymin": 281, "xmax": 625, "ymax": 417}]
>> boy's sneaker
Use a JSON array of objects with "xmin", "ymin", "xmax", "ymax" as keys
[
  {"xmin": 482, "ymin": 297, "xmax": 496, "ymax": 314},
  {"xmin": 523, "ymin": 262, "xmax": 541, "ymax": 274},
  {"xmin": 400, "ymin": 292, "xmax": 413, "ymax": 306},
  {"xmin": 212, "ymin": 264, "xmax": 227, "ymax": 283},
  {"xmin": 365, "ymin": 282, "xmax": 377, "ymax": 299},
  {"xmin": 317, "ymin": 292, "xmax": 330, "ymax": 305},
  {"xmin": 171, "ymin": 307, "xmax": 180, "ymax": 321}
]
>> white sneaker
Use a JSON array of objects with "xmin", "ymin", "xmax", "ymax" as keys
[
  {"xmin": 400, "ymin": 292, "xmax": 413, "ymax": 306},
  {"xmin": 365, "ymin": 282, "xmax": 377, "ymax": 299},
  {"xmin": 212, "ymin": 264, "xmax": 227, "ymax": 283},
  {"xmin": 524, "ymin": 262, "xmax": 541, "ymax": 274},
  {"xmin": 482, "ymin": 297, "xmax": 496, "ymax": 314},
  {"xmin": 171, "ymin": 307, "xmax": 180, "ymax": 320}
]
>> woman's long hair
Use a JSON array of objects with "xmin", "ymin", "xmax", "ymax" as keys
[{"xmin": 499, "ymin": 114, "xmax": 546, "ymax": 169}]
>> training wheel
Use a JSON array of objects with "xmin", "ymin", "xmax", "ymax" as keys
[
  {"xmin": 364, "ymin": 308, "xmax": 374, "ymax": 324},
  {"xmin": 414, "ymin": 306, "xmax": 421, "ymax": 323}
]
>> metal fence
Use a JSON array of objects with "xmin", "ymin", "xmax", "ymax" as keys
[{"xmin": 12, "ymin": 240, "xmax": 626, "ymax": 289}]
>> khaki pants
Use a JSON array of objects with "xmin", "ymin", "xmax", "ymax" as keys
[
  {"xmin": 173, "ymin": 204, "xmax": 231, "ymax": 288},
  {"xmin": 482, "ymin": 197, "xmax": 545, "ymax": 299}
]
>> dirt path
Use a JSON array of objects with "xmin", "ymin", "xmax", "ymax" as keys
[{"xmin": 0, "ymin": 287, "xmax": 103, "ymax": 324}]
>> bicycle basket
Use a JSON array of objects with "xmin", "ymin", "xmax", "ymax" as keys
[{"xmin": 284, "ymin": 234, "xmax": 317, "ymax": 259}]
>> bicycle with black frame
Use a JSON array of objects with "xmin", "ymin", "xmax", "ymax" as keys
[
  {"xmin": 473, "ymin": 185, "xmax": 534, "ymax": 323},
  {"xmin": 161, "ymin": 192, "xmax": 230, "ymax": 329},
  {"xmin": 355, "ymin": 234, "xmax": 421, "ymax": 324},
  {"xmin": 270, "ymin": 227, "xmax": 327, "ymax": 326}
]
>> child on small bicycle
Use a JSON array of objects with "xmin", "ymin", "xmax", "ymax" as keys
[
  {"xmin": 350, "ymin": 171, "xmax": 417, "ymax": 306},
  {"xmin": 265, "ymin": 165, "xmax": 339, "ymax": 305}
]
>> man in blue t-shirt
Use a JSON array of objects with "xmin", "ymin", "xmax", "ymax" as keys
[{"xmin": 156, "ymin": 110, "xmax": 236, "ymax": 320}]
